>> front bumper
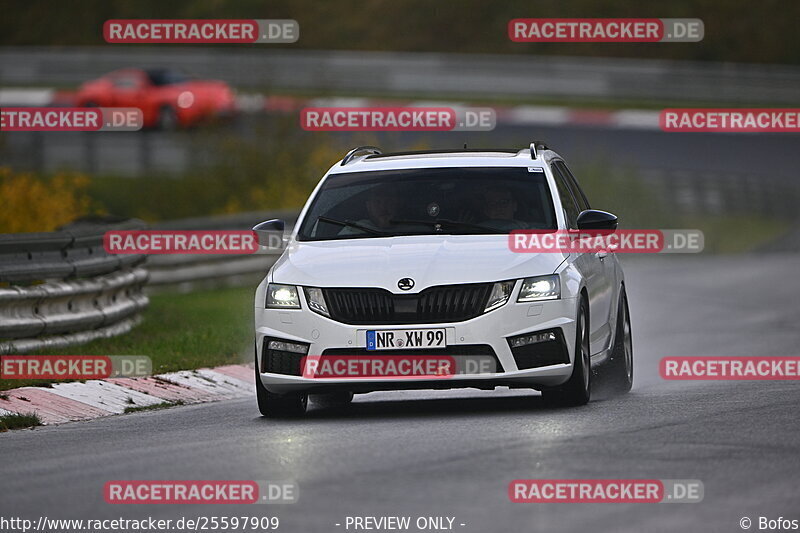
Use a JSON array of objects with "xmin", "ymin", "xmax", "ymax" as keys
[{"xmin": 255, "ymin": 295, "xmax": 579, "ymax": 395}]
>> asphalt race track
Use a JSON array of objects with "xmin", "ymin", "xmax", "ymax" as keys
[
  {"xmin": 7, "ymin": 118, "xmax": 800, "ymax": 189},
  {"xmin": 1, "ymin": 254, "xmax": 799, "ymax": 533}
]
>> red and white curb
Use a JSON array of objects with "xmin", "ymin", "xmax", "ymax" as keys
[
  {"xmin": 272, "ymin": 96, "xmax": 662, "ymax": 130},
  {"xmin": 0, "ymin": 88, "xmax": 661, "ymax": 130},
  {"xmin": 0, "ymin": 364, "xmax": 254, "ymax": 426}
]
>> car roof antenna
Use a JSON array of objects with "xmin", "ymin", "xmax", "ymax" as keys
[{"xmin": 463, "ymin": 143, "xmax": 467, "ymax": 149}]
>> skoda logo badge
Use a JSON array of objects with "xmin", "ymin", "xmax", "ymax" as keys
[{"xmin": 398, "ymin": 278, "xmax": 415, "ymax": 291}]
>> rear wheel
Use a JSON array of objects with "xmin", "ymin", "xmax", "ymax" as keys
[
  {"xmin": 255, "ymin": 351, "xmax": 308, "ymax": 417},
  {"xmin": 542, "ymin": 298, "xmax": 591, "ymax": 406},
  {"xmin": 156, "ymin": 105, "xmax": 179, "ymax": 130},
  {"xmin": 607, "ymin": 288, "xmax": 634, "ymax": 394}
]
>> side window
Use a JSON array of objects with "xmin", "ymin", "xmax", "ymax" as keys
[
  {"xmin": 555, "ymin": 161, "xmax": 590, "ymax": 212},
  {"xmin": 551, "ymin": 164, "xmax": 580, "ymax": 229},
  {"xmin": 111, "ymin": 74, "xmax": 141, "ymax": 89}
]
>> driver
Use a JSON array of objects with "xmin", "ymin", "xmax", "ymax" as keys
[
  {"xmin": 479, "ymin": 187, "xmax": 529, "ymax": 230},
  {"xmin": 338, "ymin": 185, "xmax": 401, "ymax": 234},
  {"xmin": 364, "ymin": 186, "xmax": 400, "ymax": 229}
]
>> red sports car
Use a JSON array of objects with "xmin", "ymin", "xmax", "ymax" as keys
[{"xmin": 75, "ymin": 68, "xmax": 236, "ymax": 129}]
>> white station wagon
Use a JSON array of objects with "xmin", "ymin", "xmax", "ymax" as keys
[{"xmin": 252, "ymin": 143, "xmax": 633, "ymax": 416}]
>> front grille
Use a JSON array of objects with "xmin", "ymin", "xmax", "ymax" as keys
[
  {"xmin": 322, "ymin": 344, "xmax": 503, "ymax": 372},
  {"xmin": 322, "ymin": 283, "xmax": 494, "ymax": 325},
  {"xmin": 262, "ymin": 341, "xmax": 504, "ymax": 376}
]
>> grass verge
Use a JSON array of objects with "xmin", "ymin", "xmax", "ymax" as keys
[
  {"xmin": 682, "ymin": 215, "xmax": 788, "ymax": 254},
  {"xmin": 0, "ymin": 412, "xmax": 42, "ymax": 431},
  {"xmin": 573, "ymin": 163, "xmax": 789, "ymax": 254},
  {"xmin": 0, "ymin": 286, "xmax": 254, "ymax": 391}
]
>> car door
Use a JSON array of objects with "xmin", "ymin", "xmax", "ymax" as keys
[
  {"xmin": 556, "ymin": 161, "xmax": 620, "ymax": 337},
  {"xmin": 109, "ymin": 70, "xmax": 147, "ymax": 108},
  {"xmin": 551, "ymin": 161, "xmax": 614, "ymax": 355}
]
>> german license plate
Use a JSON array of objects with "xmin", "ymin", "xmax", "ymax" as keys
[{"xmin": 366, "ymin": 329, "xmax": 446, "ymax": 350}]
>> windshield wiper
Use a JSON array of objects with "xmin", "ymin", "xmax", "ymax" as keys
[
  {"xmin": 389, "ymin": 218, "xmax": 498, "ymax": 233},
  {"xmin": 316, "ymin": 215, "xmax": 389, "ymax": 236}
]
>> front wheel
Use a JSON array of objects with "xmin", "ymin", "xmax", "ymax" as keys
[
  {"xmin": 156, "ymin": 105, "xmax": 179, "ymax": 130},
  {"xmin": 607, "ymin": 288, "xmax": 634, "ymax": 394},
  {"xmin": 255, "ymin": 352, "xmax": 308, "ymax": 417},
  {"xmin": 542, "ymin": 298, "xmax": 591, "ymax": 407}
]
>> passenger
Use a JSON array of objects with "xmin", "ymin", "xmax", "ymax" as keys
[{"xmin": 479, "ymin": 187, "xmax": 529, "ymax": 230}]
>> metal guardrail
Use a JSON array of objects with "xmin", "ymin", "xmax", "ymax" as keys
[
  {"xmin": 0, "ymin": 219, "xmax": 149, "ymax": 354},
  {"xmin": 0, "ymin": 218, "xmax": 147, "ymax": 284},
  {"xmin": 0, "ymin": 212, "xmax": 299, "ymax": 353},
  {"xmin": 2, "ymin": 47, "xmax": 799, "ymax": 104},
  {"xmin": 147, "ymin": 210, "xmax": 297, "ymax": 289}
]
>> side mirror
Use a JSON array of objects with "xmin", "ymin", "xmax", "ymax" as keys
[
  {"xmin": 576, "ymin": 210, "xmax": 618, "ymax": 231},
  {"xmin": 253, "ymin": 219, "xmax": 286, "ymax": 248}
]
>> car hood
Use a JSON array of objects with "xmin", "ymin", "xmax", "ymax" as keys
[{"xmin": 270, "ymin": 235, "xmax": 566, "ymax": 291}]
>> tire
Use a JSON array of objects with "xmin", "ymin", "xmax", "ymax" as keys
[
  {"xmin": 542, "ymin": 298, "xmax": 591, "ymax": 406},
  {"xmin": 156, "ymin": 106, "xmax": 179, "ymax": 130},
  {"xmin": 312, "ymin": 391, "xmax": 354, "ymax": 408},
  {"xmin": 607, "ymin": 288, "xmax": 634, "ymax": 394},
  {"xmin": 255, "ymin": 351, "xmax": 308, "ymax": 417}
]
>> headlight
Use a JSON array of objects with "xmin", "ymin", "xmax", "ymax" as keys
[
  {"xmin": 518, "ymin": 275, "xmax": 560, "ymax": 302},
  {"xmin": 177, "ymin": 90, "xmax": 194, "ymax": 109},
  {"xmin": 304, "ymin": 287, "xmax": 330, "ymax": 317},
  {"xmin": 266, "ymin": 283, "xmax": 300, "ymax": 308},
  {"xmin": 484, "ymin": 281, "xmax": 515, "ymax": 312}
]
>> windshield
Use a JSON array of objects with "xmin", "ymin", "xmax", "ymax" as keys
[
  {"xmin": 146, "ymin": 69, "xmax": 190, "ymax": 86},
  {"xmin": 297, "ymin": 167, "xmax": 556, "ymax": 241}
]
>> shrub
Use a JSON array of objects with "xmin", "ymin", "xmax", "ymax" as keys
[{"xmin": 0, "ymin": 168, "xmax": 100, "ymax": 233}]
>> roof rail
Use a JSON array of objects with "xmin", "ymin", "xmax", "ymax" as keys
[
  {"xmin": 341, "ymin": 146, "xmax": 382, "ymax": 166},
  {"xmin": 370, "ymin": 148, "xmax": 518, "ymax": 158},
  {"xmin": 529, "ymin": 141, "xmax": 550, "ymax": 159}
]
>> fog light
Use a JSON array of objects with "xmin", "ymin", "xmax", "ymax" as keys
[
  {"xmin": 508, "ymin": 331, "xmax": 557, "ymax": 348},
  {"xmin": 268, "ymin": 340, "xmax": 309, "ymax": 354}
]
